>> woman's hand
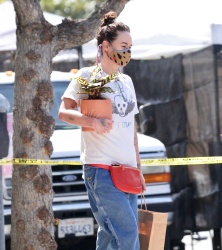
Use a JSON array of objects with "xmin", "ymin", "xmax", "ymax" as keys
[{"xmin": 92, "ymin": 118, "xmax": 113, "ymax": 134}]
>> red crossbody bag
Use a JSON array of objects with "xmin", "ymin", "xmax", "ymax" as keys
[
  {"xmin": 90, "ymin": 164, "xmax": 143, "ymax": 194},
  {"xmin": 110, "ymin": 164, "xmax": 143, "ymax": 194}
]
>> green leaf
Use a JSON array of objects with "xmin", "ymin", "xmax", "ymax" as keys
[
  {"xmin": 76, "ymin": 76, "xmax": 88, "ymax": 86},
  {"xmin": 100, "ymin": 87, "xmax": 115, "ymax": 93}
]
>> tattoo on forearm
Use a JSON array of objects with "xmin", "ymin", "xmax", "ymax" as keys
[
  {"xmin": 68, "ymin": 116, "xmax": 75, "ymax": 121},
  {"xmin": 100, "ymin": 118, "xmax": 106, "ymax": 127}
]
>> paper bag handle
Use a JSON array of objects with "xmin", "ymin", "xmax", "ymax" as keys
[{"xmin": 140, "ymin": 193, "xmax": 147, "ymax": 210}]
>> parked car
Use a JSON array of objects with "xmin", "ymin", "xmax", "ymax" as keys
[{"xmin": 0, "ymin": 70, "xmax": 191, "ymax": 249}]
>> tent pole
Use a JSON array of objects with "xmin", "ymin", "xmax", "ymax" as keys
[
  {"xmin": 0, "ymin": 94, "xmax": 11, "ymax": 250},
  {"xmin": 77, "ymin": 46, "xmax": 84, "ymax": 69},
  {"xmin": 213, "ymin": 45, "xmax": 221, "ymax": 151},
  {"xmin": 0, "ymin": 164, "xmax": 5, "ymax": 250},
  {"xmin": 0, "ymin": 111, "xmax": 9, "ymax": 250},
  {"xmin": 212, "ymin": 44, "xmax": 222, "ymax": 250}
]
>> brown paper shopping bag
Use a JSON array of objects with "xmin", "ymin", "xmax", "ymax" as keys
[{"xmin": 138, "ymin": 208, "xmax": 168, "ymax": 250}]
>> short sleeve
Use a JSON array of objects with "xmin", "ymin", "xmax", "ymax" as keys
[{"xmin": 61, "ymin": 67, "xmax": 93, "ymax": 107}]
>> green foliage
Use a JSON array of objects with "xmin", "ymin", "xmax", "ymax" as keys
[
  {"xmin": 75, "ymin": 66, "xmax": 117, "ymax": 99},
  {"xmin": 40, "ymin": 0, "xmax": 104, "ymax": 19}
]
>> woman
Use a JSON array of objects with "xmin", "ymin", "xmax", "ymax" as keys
[{"xmin": 58, "ymin": 11, "xmax": 146, "ymax": 250}]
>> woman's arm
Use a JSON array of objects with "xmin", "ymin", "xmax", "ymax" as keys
[
  {"xmin": 58, "ymin": 98, "xmax": 113, "ymax": 135},
  {"xmin": 134, "ymin": 120, "xmax": 146, "ymax": 192}
]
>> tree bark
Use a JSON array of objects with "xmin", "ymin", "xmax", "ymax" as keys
[{"xmin": 10, "ymin": 0, "xmax": 129, "ymax": 249}]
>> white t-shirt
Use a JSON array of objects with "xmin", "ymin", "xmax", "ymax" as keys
[{"xmin": 62, "ymin": 66, "xmax": 139, "ymax": 167}]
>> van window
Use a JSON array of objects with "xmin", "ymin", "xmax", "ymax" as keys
[{"xmin": 0, "ymin": 81, "xmax": 79, "ymax": 129}]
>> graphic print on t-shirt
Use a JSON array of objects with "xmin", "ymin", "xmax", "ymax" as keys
[
  {"xmin": 111, "ymin": 79, "xmax": 135, "ymax": 117},
  {"xmin": 112, "ymin": 95, "xmax": 135, "ymax": 117}
]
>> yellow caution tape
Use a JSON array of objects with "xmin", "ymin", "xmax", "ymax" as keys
[{"xmin": 1, "ymin": 157, "xmax": 222, "ymax": 166}]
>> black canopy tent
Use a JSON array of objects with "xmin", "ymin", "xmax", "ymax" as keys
[{"xmin": 124, "ymin": 43, "xmax": 222, "ymax": 249}]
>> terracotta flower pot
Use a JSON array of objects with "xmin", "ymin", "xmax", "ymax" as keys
[{"xmin": 80, "ymin": 99, "xmax": 112, "ymax": 131}]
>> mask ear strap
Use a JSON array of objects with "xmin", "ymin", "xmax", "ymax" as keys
[{"xmin": 96, "ymin": 44, "xmax": 102, "ymax": 66}]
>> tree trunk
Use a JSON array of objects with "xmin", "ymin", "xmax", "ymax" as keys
[
  {"xmin": 11, "ymin": 13, "xmax": 57, "ymax": 250},
  {"xmin": 10, "ymin": 0, "xmax": 129, "ymax": 249}
]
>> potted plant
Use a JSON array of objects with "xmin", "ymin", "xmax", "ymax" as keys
[{"xmin": 74, "ymin": 66, "xmax": 118, "ymax": 131}]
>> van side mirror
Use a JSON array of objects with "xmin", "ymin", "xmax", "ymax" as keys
[{"xmin": 139, "ymin": 103, "xmax": 156, "ymax": 135}]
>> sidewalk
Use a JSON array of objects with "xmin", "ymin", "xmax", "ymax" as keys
[{"xmin": 182, "ymin": 231, "xmax": 213, "ymax": 250}]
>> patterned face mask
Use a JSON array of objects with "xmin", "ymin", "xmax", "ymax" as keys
[{"xmin": 106, "ymin": 45, "xmax": 131, "ymax": 67}]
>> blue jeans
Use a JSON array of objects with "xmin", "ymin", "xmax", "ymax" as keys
[{"xmin": 83, "ymin": 165, "xmax": 139, "ymax": 250}]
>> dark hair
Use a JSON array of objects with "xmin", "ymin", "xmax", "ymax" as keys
[{"xmin": 96, "ymin": 11, "xmax": 130, "ymax": 46}]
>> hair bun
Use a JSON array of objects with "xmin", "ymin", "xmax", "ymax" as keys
[{"xmin": 101, "ymin": 11, "xmax": 117, "ymax": 27}]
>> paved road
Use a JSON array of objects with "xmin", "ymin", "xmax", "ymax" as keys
[
  {"xmin": 56, "ymin": 231, "xmax": 214, "ymax": 250},
  {"xmin": 182, "ymin": 231, "xmax": 213, "ymax": 250},
  {"xmin": 6, "ymin": 231, "xmax": 214, "ymax": 250},
  {"xmin": 57, "ymin": 233, "xmax": 213, "ymax": 250}
]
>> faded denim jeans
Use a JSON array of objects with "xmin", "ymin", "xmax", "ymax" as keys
[{"xmin": 83, "ymin": 165, "xmax": 139, "ymax": 250}]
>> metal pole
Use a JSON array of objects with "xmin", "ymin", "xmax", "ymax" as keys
[
  {"xmin": 77, "ymin": 46, "xmax": 84, "ymax": 69},
  {"xmin": 212, "ymin": 45, "xmax": 222, "ymax": 250},
  {"xmin": 213, "ymin": 46, "xmax": 221, "ymax": 155},
  {"xmin": 0, "ymin": 164, "xmax": 5, "ymax": 250},
  {"xmin": 0, "ymin": 112, "xmax": 8, "ymax": 250},
  {"xmin": 0, "ymin": 94, "xmax": 10, "ymax": 250}
]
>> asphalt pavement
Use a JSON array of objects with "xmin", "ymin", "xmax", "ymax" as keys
[
  {"xmin": 56, "ymin": 231, "xmax": 214, "ymax": 250},
  {"xmin": 182, "ymin": 231, "xmax": 213, "ymax": 250}
]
